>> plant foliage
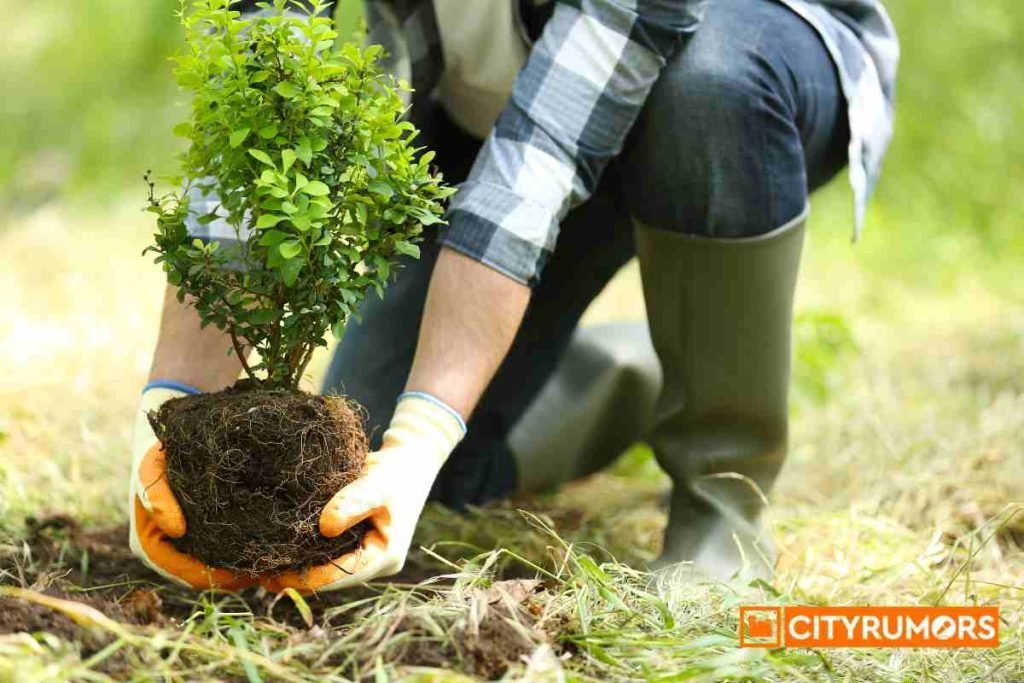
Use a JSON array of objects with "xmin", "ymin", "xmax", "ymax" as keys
[{"xmin": 145, "ymin": 0, "xmax": 452, "ymax": 388}]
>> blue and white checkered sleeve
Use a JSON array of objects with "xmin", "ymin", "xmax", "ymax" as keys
[{"xmin": 439, "ymin": 0, "xmax": 705, "ymax": 287}]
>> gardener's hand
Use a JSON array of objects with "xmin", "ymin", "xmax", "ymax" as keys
[
  {"xmin": 129, "ymin": 384, "xmax": 257, "ymax": 590},
  {"xmin": 261, "ymin": 393, "xmax": 465, "ymax": 593}
]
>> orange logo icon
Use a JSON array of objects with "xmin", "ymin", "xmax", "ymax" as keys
[{"xmin": 739, "ymin": 606, "xmax": 782, "ymax": 647}]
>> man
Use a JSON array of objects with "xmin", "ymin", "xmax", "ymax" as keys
[{"xmin": 130, "ymin": 0, "xmax": 898, "ymax": 590}]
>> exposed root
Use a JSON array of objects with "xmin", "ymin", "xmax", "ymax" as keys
[{"xmin": 149, "ymin": 384, "xmax": 369, "ymax": 575}]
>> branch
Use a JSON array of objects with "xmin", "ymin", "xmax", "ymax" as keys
[
  {"xmin": 292, "ymin": 342, "xmax": 317, "ymax": 391},
  {"xmin": 230, "ymin": 327, "xmax": 258, "ymax": 381}
]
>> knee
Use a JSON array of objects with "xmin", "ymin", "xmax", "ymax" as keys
[
  {"xmin": 621, "ymin": 31, "xmax": 801, "ymax": 236},
  {"xmin": 572, "ymin": 323, "xmax": 662, "ymax": 413}
]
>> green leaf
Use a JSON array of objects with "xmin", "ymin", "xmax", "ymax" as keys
[
  {"xmin": 301, "ymin": 180, "xmax": 330, "ymax": 196},
  {"xmin": 248, "ymin": 149, "xmax": 275, "ymax": 167},
  {"xmin": 394, "ymin": 240, "xmax": 420, "ymax": 258},
  {"xmin": 295, "ymin": 139, "xmax": 312, "ymax": 166},
  {"xmin": 279, "ymin": 240, "xmax": 303, "ymax": 259},
  {"xmin": 279, "ymin": 257, "xmax": 304, "ymax": 287},
  {"xmin": 274, "ymin": 81, "xmax": 301, "ymax": 99},
  {"xmin": 282, "ymin": 149, "xmax": 297, "ymax": 174},
  {"xmin": 257, "ymin": 123, "xmax": 278, "ymax": 139},
  {"xmin": 248, "ymin": 308, "xmax": 277, "ymax": 324},
  {"xmin": 368, "ymin": 181, "xmax": 394, "ymax": 199},
  {"xmin": 256, "ymin": 214, "xmax": 284, "ymax": 229},
  {"xmin": 258, "ymin": 230, "xmax": 289, "ymax": 246},
  {"xmin": 408, "ymin": 206, "xmax": 444, "ymax": 225},
  {"xmin": 249, "ymin": 70, "xmax": 271, "ymax": 83},
  {"xmin": 229, "ymin": 127, "xmax": 251, "ymax": 148},
  {"xmin": 172, "ymin": 122, "xmax": 193, "ymax": 138}
]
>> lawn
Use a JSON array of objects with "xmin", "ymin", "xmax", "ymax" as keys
[
  {"xmin": 1, "ymin": 0, "xmax": 1023, "ymax": 680},
  {"xmin": 1, "ymin": 192, "xmax": 1021, "ymax": 680}
]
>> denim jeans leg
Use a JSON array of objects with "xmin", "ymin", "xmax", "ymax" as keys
[
  {"xmin": 321, "ymin": 239, "xmax": 440, "ymax": 447},
  {"xmin": 621, "ymin": 0, "xmax": 849, "ymax": 235}
]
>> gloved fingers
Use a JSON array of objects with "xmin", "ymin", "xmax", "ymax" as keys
[
  {"xmin": 137, "ymin": 443, "xmax": 187, "ymax": 539},
  {"xmin": 319, "ymin": 473, "xmax": 390, "ymax": 538},
  {"xmin": 260, "ymin": 529, "xmax": 389, "ymax": 593},
  {"xmin": 128, "ymin": 521, "xmax": 192, "ymax": 589},
  {"xmin": 131, "ymin": 497, "xmax": 257, "ymax": 591}
]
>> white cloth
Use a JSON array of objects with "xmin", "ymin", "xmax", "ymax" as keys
[{"xmin": 433, "ymin": 0, "xmax": 529, "ymax": 138}]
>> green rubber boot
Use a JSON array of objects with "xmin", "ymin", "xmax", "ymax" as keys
[
  {"xmin": 635, "ymin": 211, "xmax": 807, "ymax": 580},
  {"xmin": 509, "ymin": 322, "xmax": 662, "ymax": 494}
]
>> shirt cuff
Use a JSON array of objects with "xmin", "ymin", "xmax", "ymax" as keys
[
  {"xmin": 439, "ymin": 188, "xmax": 556, "ymax": 288},
  {"xmin": 142, "ymin": 380, "xmax": 202, "ymax": 396}
]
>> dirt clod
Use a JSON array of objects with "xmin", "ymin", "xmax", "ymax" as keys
[
  {"xmin": 0, "ymin": 596, "xmax": 88, "ymax": 640},
  {"xmin": 150, "ymin": 384, "xmax": 370, "ymax": 575},
  {"xmin": 400, "ymin": 579, "xmax": 559, "ymax": 679}
]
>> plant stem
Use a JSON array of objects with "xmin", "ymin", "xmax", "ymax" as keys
[
  {"xmin": 268, "ymin": 287, "xmax": 285, "ymax": 380},
  {"xmin": 292, "ymin": 343, "xmax": 316, "ymax": 390},
  {"xmin": 230, "ymin": 328, "xmax": 257, "ymax": 381}
]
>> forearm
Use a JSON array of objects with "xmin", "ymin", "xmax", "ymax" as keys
[
  {"xmin": 404, "ymin": 248, "xmax": 531, "ymax": 419},
  {"xmin": 148, "ymin": 285, "xmax": 243, "ymax": 392}
]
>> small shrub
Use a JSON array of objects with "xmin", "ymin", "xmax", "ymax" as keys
[{"xmin": 145, "ymin": 0, "xmax": 452, "ymax": 388}]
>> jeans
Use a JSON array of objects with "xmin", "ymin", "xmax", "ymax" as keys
[{"xmin": 323, "ymin": 0, "xmax": 849, "ymax": 508}]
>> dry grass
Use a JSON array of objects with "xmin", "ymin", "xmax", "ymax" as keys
[{"xmin": 0, "ymin": 202, "xmax": 1022, "ymax": 681}]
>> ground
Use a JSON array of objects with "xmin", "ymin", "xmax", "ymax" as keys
[{"xmin": 0, "ymin": 196, "xmax": 1022, "ymax": 681}]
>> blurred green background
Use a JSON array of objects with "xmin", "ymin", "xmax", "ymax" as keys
[{"xmin": 1, "ymin": 0, "xmax": 1022, "ymax": 289}]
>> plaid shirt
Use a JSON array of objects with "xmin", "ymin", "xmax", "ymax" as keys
[
  {"xmin": 367, "ymin": 0, "xmax": 898, "ymax": 286},
  {"xmin": 198, "ymin": 0, "xmax": 897, "ymax": 287}
]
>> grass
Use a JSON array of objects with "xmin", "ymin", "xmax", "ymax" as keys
[{"xmin": 0, "ymin": 196, "xmax": 1021, "ymax": 681}]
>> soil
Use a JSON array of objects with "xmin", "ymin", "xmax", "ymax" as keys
[
  {"xmin": 0, "ymin": 518, "xmax": 161, "ymax": 672},
  {"xmin": 0, "ymin": 516, "xmax": 570, "ymax": 678},
  {"xmin": 149, "ymin": 382, "xmax": 370, "ymax": 575},
  {"xmin": 0, "ymin": 516, "xmax": 360, "ymax": 628}
]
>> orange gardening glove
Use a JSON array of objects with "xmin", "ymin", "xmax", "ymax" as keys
[
  {"xmin": 261, "ymin": 393, "xmax": 465, "ymax": 593},
  {"xmin": 129, "ymin": 384, "xmax": 257, "ymax": 590}
]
